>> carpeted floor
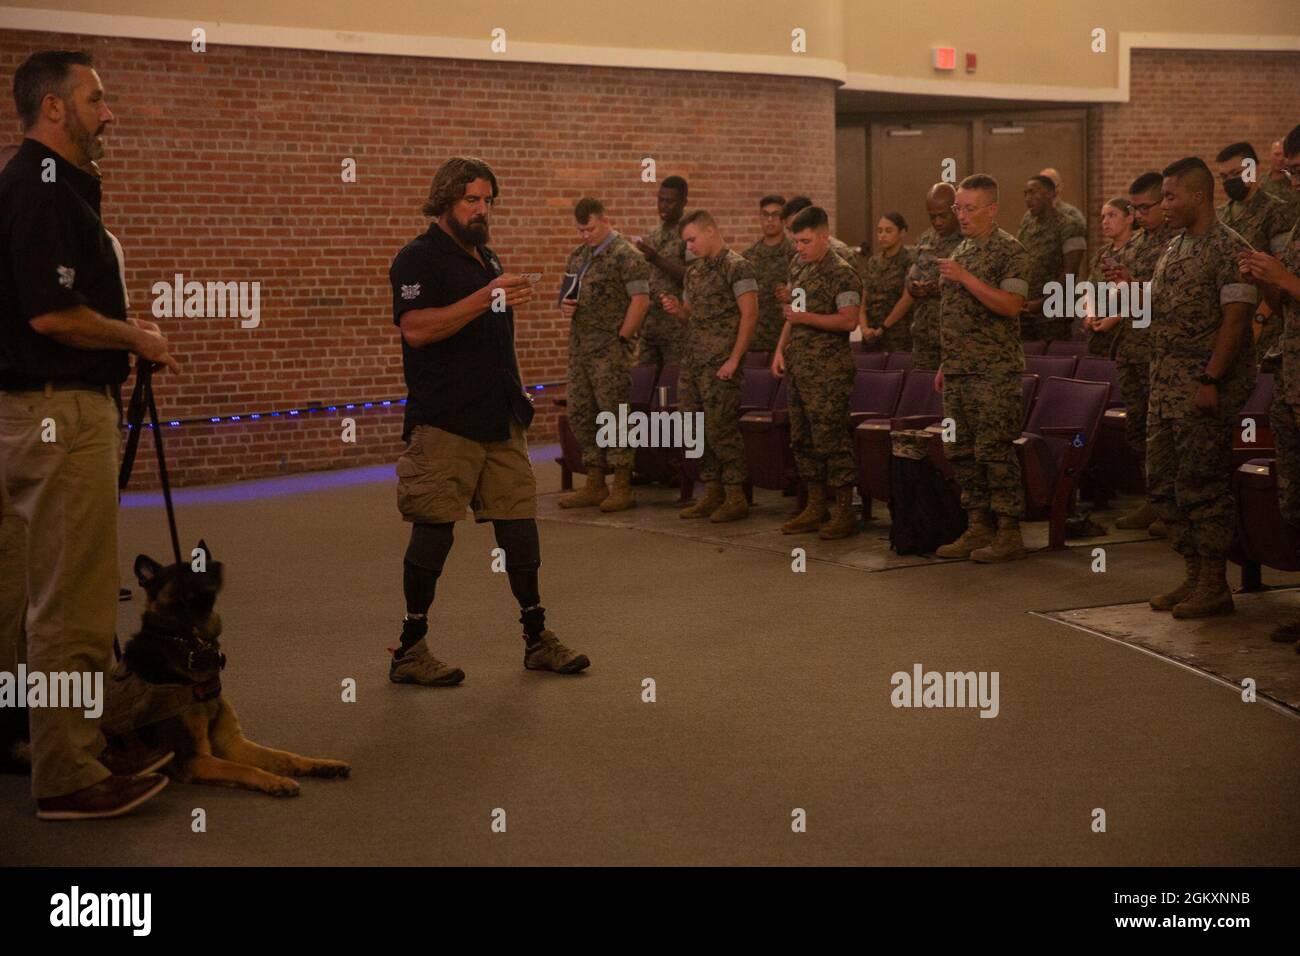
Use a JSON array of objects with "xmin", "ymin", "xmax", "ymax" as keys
[{"xmin": 3, "ymin": 449, "xmax": 1299, "ymax": 866}]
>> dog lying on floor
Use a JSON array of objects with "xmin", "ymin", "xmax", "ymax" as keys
[{"xmin": 103, "ymin": 541, "xmax": 350, "ymax": 796}]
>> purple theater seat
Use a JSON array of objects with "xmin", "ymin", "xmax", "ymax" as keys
[
  {"xmin": 856, "ymin": 368, "xmax": 944, "ymax": 504},
  {"xmin": 1046, "ymin": 340, "xmax": 1089, "ymax": 357},
  {"xmin": 885, "ymin": 351, "xmax": 913, "ymax": 371},
  {"xmin": 1025, "ymin": 354, "xmax": 1079, "ymax": 380},
  {"xmin": 1231, "ymin": 457, "xmax": 1300, "ymax": 590},
  {"xmin": 854, "ymin": 350, "xmax": 889, "ymax": 370},
  {"xmin": 1021, "ymin": 340, "xmax": 1049, "ymax": 355}
]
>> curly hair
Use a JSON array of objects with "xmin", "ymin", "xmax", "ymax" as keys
[{"xmin": 422, "ymin": 157, "xmax": 499, "ymax": 218}]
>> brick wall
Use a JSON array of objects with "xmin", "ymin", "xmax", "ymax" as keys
[
  {"xmin": 1086, "ymin": 48, "xmax": 1300, "ymax": 253},
  {"xmin": 0, "ymin": 31, "xmax": 837, "ymax": 488}
]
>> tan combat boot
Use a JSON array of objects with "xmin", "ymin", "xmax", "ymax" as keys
[
  {"xmin": 599, "ymin": 466, "xmax": 636, "ymax": 512},
  {"xmin": 709, "ymin": 484, "xmax": 750, "ymax": 523},
  {"xmin": 1149, "ymin": 552, "xmax": 1200, "ymax": 611},
  {"xmin": 782, "ymin": 484, "xmax": 829, "ymax": 534},
  {"xmin": 970, "ymin": 515, "xmax": 1028, "ymax": 563},
  {"xmin": 818, "ymin": 486, "xmax": 859, "ymax": 539},
  {"xmin": 1172, "ymin": 557, "xmax": 1235, "ymax": 619},
  {"xmin": 680, "ymin": 481, "xmax": 725, "ymax": 519},
  {"xmin": 558, "ymin": 467, "xmax": 607, "ymax": 509},
  {"xmin": 935, "ymin": 510, "xmax": 995, "ymax": 558},
  {"xmin": 1114, "ymin": 501, "xmax": 1159, "ymax": 530}
]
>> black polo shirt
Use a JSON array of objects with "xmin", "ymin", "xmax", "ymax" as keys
[
  {"xmin": 390, "ymin": 222, "xmax": 534, "ymax": 442},
  {"xmin": 0, "ymin": 138, "xmax": 129, "ymax": 389}
]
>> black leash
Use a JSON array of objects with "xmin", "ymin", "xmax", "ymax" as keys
[{"xmin": 116, "ymin": 362, "xmax": 186, "ymax": 662}]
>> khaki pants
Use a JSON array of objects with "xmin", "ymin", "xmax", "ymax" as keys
[{"xmin": 0, "ymin": 388, "xmax": 119, "ymax": 799}]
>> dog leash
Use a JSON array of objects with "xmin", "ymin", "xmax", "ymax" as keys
[{"xmin": 115, "ymin": 362, "xmax": 186, "ymax": 662}]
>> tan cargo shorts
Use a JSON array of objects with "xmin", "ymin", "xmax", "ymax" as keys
[{"xmin": 396, "ymin": 419, "xmax": 537, "ymax": 523}]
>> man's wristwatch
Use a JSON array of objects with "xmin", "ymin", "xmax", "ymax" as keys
[{"xmin": 1198, "ymin": 372, "xmax": 1221, "ymax": 386}]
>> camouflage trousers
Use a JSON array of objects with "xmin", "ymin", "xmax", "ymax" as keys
[
  {"xmin": 1115, "ymin": 361, "xmax": 1150, "ymax": 463},
  {"xmin": 1271, "ymin": 378, "xmax": 1300, "ymax": 526},
  {"xmin": 749, "ymin": 314, "xmax": 785, "ymax": 354},
  {"xmin": 679, "ymin": 358, "xmax": 746, "ymax": 485},
  {"xmin": 911, "ymin": 312, "xmax": 941, "ymax": 371},
  {"xmin": 567, "ymin": 338, "xmax": 633, "ymax": 470},
  {"xmin": 942, "ymin": 371, "xmax": 1025, "ymax": 517},
  {"xmin": 637, "ymin": 307, "xmax": 683, "ymax": 369},
  {"xmin": 788, "ymin": 349, "xmax": 856, "ymax": 487},
  {"xmin": 1147, "ymin": 383, "xmax": 1252, "ymax": 558}
]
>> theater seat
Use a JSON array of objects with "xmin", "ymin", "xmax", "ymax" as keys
[
  {"xmin": 885, "ymin": 352, "xmax": 912, "ymax": 371},
  {"xmin": 848, "ymin": 369, "xmax": 906, "ymax": 430},
  {"xmin": 1013, "ymin": 376, "xmax": 1111, "ymax": 550},
  {"xmin": 854, "ymin": 351, "xmax": 889, "ymax": 370},
  {"xmin": 855, "ymin": 368, "xmax": 943, "ymax": 505},
  {"xmin": 1046, "ymin": 340, "xmax": 1089, "ymax": 357},
  {"xmin": 740, "ymin": 366, "xmax": 780, "ymax": 414},
  {"xmin": 1233, "ymin": 373, "xmax": 1274, "ymax": 469},
  {"xmin": 1025, "ymin": 354, "xmax": 1078, "ymax": 380},
  {"xmin": 557, "ymin": 363, "xmax": 658, "ymax": 489},
  {"xmin": 1231, "ymin": 457, "xmax": 1300, "ymax": 590},
  {"xmin": 740, "ymin": 377, "xmax": 794, "ymax": 491},
  {"xmin": 923, "ymin": 373, "xmax": 1039, "ymax": 483},
  {"xmin": 745, "ymin": 350, "xmax": 772, "ymax": 368},
  {"xmin": 1074, "ymin": 356, "xmax": 1123, "ymax": 407},
  {"xmin": 634, "ymin": 364, "xmax": 679, "ymax": 483},
  {"xmin": 1021, "ymin": 340, "xmax": 1049, "ymax": 356},
  {"xmin": 1074, "ymin": 356, "xmax": 1126, "ymax": 507}
]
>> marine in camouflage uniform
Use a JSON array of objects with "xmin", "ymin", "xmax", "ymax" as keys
[
  {"xmin": 936, "ymin": 227, "xmax": 1030, "ymax": 539},
  {"xmin": 906, "ymin": 226, "xmax": 962, "ymax": 371},
  {"xmin": 639, "ymin": 220, "xmax": 688, "ymax": 368},
  {"xmin": 564, "ymin": 233, "xmax": 650, "ymax": 474},
  {"xmin": 1217, "ymin": 186, "xmax": 1291, "ymax": 359},
  {"xmin": 678, "ymin": 249, "xmax": 759, "ymax": 490},
  {"xmin": 784, "ymin": 250, "xmax": 860, "ymax": 491},
  {"xmin": 1147, "ymin": 219, "xmax": 1257, "ymax": 614},
  {"xmin": 741, "ymin": 232, "xmax": 795, "ymax": 352},
  {"xmin": 857, "ymin": 245, "xmax": 915, "ymax": 352},
  {"xmin": 1017, "ymin": 206, "xmax": 1087, "ymax": 340},
  {"xmin": 1114, "ymin": 222, "xmax": 1177, "ymax": 463},
  {"xmin": 1262, "ymin": 174, "xmax": 1300, "ymax": 229},
  {"xmin": 1265, "ymin": 219, "xmax": 1300, "ymax": 527},
  {"xmin": 1056, "ymin": 198, "xmax": 1088, "ymax": 236},
  {"xmin": 1082, "ymin": 236, "xmax": 1135, "ymax": 357}
]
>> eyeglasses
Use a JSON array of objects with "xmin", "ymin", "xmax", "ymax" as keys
[
  {"xmin": 951, "ymin": 203, "xmax": 993, "ymax": 215},
  {"xmin": 759, "ymin": 210, "xmax": 783, "ymax": 219},
  {"xmin": 1130, "ymin": 201, "xmax": 1159, "ymax": 213}
]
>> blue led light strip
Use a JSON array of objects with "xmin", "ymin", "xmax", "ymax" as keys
[{"xmin": 121, "ymin": 382, "xmax": 563, "ymax": 429}]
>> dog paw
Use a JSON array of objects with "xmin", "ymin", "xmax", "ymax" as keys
[
  {"xmin": 308, "ymin": 760, "xmax": 351, "ymax": 779},
  {"xmin": 265, "ymin": 777, "xmax": 300, "ymax": 797}
]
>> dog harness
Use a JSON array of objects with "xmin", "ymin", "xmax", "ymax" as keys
[{"xmin": 101, "ymin": 662, "xmax": 223, "ymax": 737}]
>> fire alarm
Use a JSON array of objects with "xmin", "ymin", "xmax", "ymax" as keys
[
  {"xmin": 966, "ymin": 52, "xmax": 977, "ymax": 72},
  {"xmin": 932, "ymin": 47, "xmax": 956, "ymax": 71}
]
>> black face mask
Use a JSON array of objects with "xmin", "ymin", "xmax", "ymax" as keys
[{"xmin": 1223, "ymin": 177, "xmax": 1250, "ymax": 202}]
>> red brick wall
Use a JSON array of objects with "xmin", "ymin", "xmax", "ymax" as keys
[
  {"xmin": 0, "ymin": 30, "xmax": 837, "ymax": 488},
  {"xmin": 1086, "ymin": 48, "xmax": 1300, "ymax": 253}
]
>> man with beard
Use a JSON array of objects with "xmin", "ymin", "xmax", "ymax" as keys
[
  {"xmin": 388, "ymin": 156, "xmax": 590, "ymax": 685},
  {"xmin": 0, "ymin": 50, "xmax": 179, "ymax": 819},
  {"xmin": 633, "ymin": 176, "xmax": 690, "ymax": 370}
]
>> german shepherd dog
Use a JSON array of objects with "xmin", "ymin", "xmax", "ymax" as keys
[{"xmin": 104, "ymin": 541, "xmax": 350, "ymax": 796}]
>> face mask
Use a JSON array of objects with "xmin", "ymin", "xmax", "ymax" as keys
[{"xmin": 1223, "ymin": 177, "xmax": 1249, "ymax": 202}]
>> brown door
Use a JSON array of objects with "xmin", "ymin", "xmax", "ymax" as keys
[
  {"xmin": 835, "ymin": 125, "xmax": 868, "ymax": 248},
  {"xmin": 868, "ymin": 121, "xmax": 971, "ymax": 255},
  {"xmin": 976, "ymin": 118, "xmax": 1089, "ymax": 234}
]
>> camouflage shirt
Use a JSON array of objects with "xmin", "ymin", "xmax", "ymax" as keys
[
  {"xmin": 1115, "ymin": 223, "xmax": 1179, "ymax": 364},
  {"xmin": 938, "ymin": 227, "xmax": 1030, "ymax": 376},
  {"xmin": 1216, "ymin": 188, "xmax": 1292, "ymax": 255},
  {"xmin": 1017, "ymin": 207, "xmax": 1088, "ymax": 301},
  {"xmin": 1057, "ymin": 199, "xmax": 1087, "ymax": 236},
  {"xmin": 789, "ymin": 235, "xmax": 855, "ymax": 274},
  {"xmin": 1083, "ymin": 235, "xmax": 1136, "ymax": 356},
  {"xmin": 857, "ymin": 247, "xmax": 914, "ymax": 328},
  {"xmin": 681, "ymin": 248, "xmax": 758, "ymax": 366},
  {"xmin": 906, "ymin": 226, "xmax": 963, "ymax": 346},
  {"xmin": 644, "ymin": 220, "xmax": 688, "ymax": 302},
  {"xmin": 785, "ymin": 248, "xmax": 862, "ymax": 364},
  {"xmin": 565, "ymin": 233, "xmax": 650, "ymax": 356},
  {"xmin": 1276, "ymin": 220, "xmax": 1300, "ymax": 405},
  {"xmin": 1262, "ymin": 177, "xmax": 1300, "ymax": 228},
  {"xmin": 741, "ymin": 234, "xmax": 796, "ymax": 350},
  {"xmin": 1149, "ymin": 221, "xmax": 1258, "ymax": 419}
]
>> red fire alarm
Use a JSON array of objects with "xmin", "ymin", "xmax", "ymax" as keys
[
  {"xmin": 932, "ymin": 47, "xmax": 956, "ymax": 71},
  {"xmin": 966, "ymin": 52, "xmax": 977, "ymax": 72}
]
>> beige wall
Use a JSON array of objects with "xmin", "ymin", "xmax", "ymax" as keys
[{"xmin": 5, "ymin": 0, "xmax": 1297, "ymax": 98}]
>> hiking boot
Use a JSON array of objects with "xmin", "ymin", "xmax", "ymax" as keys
[
  {"xmin": 1173, "ymin": 557, "xmax": 1235, "ymax": 619},
  {"xmin": 1148, "ymin": 518, "xmax": 1167, "ymax": 538},
  {"xmin": 681, "ymin": 481, "xmax": 725, "ymax": 519},
  {"xmin": 599, "ymin": 467, "xmax": 636, "ymax": 512},
  {"xmin": 935, "ymin": 510, "xmax": 994, "ymax": 558},
  {"xmin": 971, "ymin": 515, "xmax": 1029, "ymax": 563},
  {"xmin": 710, "ymin": 484, "xmax": 750, "ymax": 523},
  {"xmin": 1114, "ymin": 501, "xmax": 1159, "ymax": 530},
  {"xmin": 523, "ymin": 630, "xmax": 590, "ymax": 674},
  {"xmin": 818, "ymin": 486, "xmax": 859, "ymax": 539},
  {"xmin": 782, "ymin": 484, "xmax": 829, "ymax": 534},
  {"xmin": 389, "ymin": 638, "xmax": 465, "ymax": 686},
  {"xmin": 100, "ymin": 745, "xmax": 174, "ymax": 777},
  {"xmin": 1150, "ymin": 552, "xmax": 1200, "ymax": 611},
  {"xmin": 1270, "ymin": 616, "xmax": 1300, "ymax": 642},
  {"xmin": 559, "ymin": 467, "xmax": 608, "ymax": 509},
  {"xmin": 36, "ymin": 773, "xmax": 168, "ymax": 822}
]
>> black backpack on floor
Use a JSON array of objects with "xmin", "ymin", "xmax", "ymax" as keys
[{"xmin": 887, "ymin": 442, "xmax": 967, "ymax": 556}]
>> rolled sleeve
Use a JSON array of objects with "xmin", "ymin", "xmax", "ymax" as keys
[
  {"xmin": 1220, "ymin": 282, "xmax": 1258, "ymax": 307},
  {"xmin": 1062, "ymin": 236, "xmax": 1087, "ymax": 254},
  {"xmin": 835, "ymin": 290, "xmax": 861, "ymax": 309},
  {"xmin": 732, "ymin": 277, "xmax": 758, "ymax": 298},
  {"xmin": 1000, "ymin": 277, "xmax": 1030, "ymax": 297},
  {"xmin": 626, "ymin": 279, "xmax": 649, "ymax": 296}
]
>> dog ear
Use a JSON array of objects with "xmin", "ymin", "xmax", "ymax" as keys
[{"xmin": 134, "ymin": 555, "xmax": 163, "ymax": 587}]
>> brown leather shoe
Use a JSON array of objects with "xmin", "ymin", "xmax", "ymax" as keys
[
  {"xmin": 100, "ymin": 745, "xmax": 175, "ymax": 777},
  {"xmin": 36, "ymin": 773, "xmax": 169, "ymax": 821}
]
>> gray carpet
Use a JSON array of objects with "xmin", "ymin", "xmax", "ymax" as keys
[{"xmin": 3, "ymin": 453, "xmax": 1299, "ymax": 866}]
